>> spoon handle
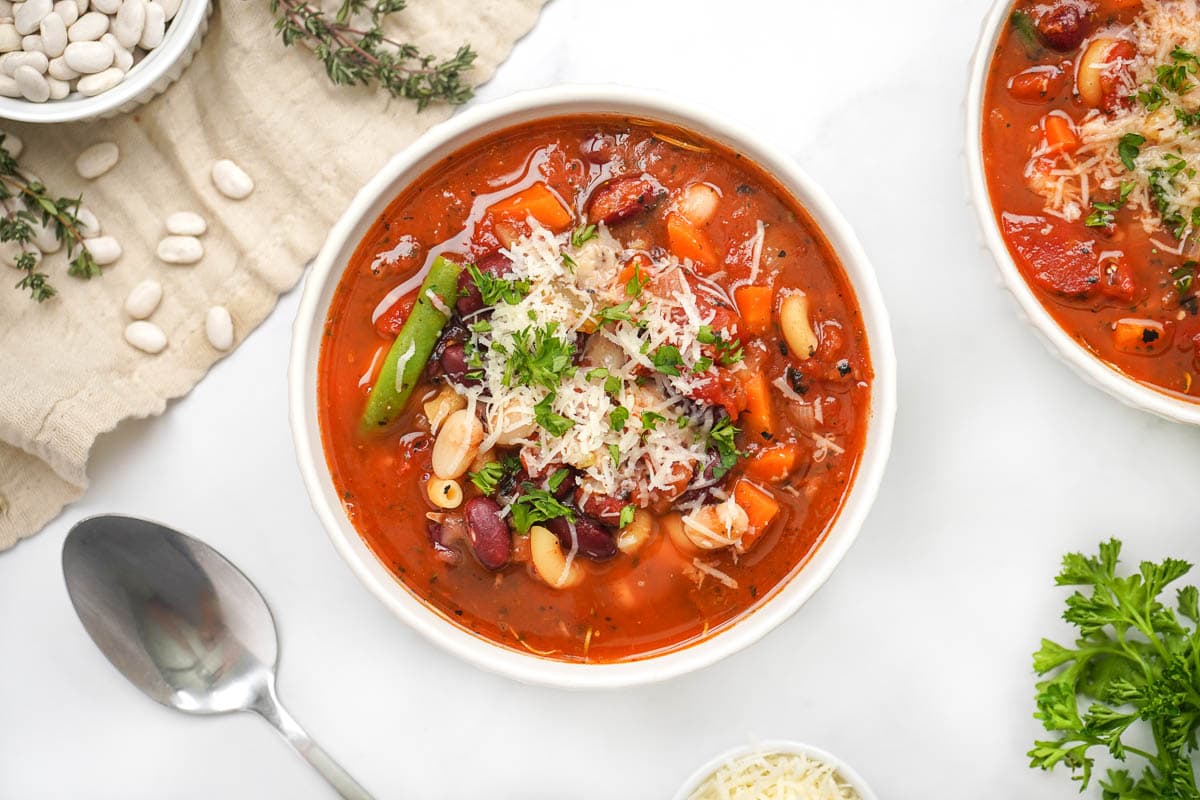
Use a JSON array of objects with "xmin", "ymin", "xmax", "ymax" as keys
[{"xmin": 252, "ymin": 683, "xmax": 375, "ymax": 800}]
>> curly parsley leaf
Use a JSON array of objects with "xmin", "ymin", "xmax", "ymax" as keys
[
  {"xmin": 534, "ymin": 392, "xmax": 575, "ymax": 437},
  {"xmin": 509, "ymin": 484, "xmax": 575, "ymax": 534},
  {"xmin": 467, "ymin": 262, "xmax": 530, "ymax": 306},
  {"xmin": 707, "ymin": 416, "xmax": 744, "ymax": 478}
]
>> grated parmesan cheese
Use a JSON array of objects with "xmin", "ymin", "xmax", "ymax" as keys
[{"xmin": 688, "ymin": 750, "xmax": 861, "ymax": 800}]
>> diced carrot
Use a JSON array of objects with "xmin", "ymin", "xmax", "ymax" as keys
[
  {"xmin": 735, "ymin": 286, "xmax": 773, "ymax": 336},
  {"xmin": 740, "ymin": 370, "xmax": 773, "ymax": 437},
  {"xmin": 1042, "ymin": 114, "xmax": 1079, "ymax": 154},
  {"xmin": 1112, "ymin": 318, "xmax": 1170, "ymax": 356},
  {"xmin": 744, "ymin": 443, "xmax": 800, "ymax": 483},
  {"xmin": 616, "ymin": 254, "xmax": 651, "ymax": 290},
  {"xmin": 666, "ymin": 212, "xmax": 719, "ymax": 271},
  {"xmin": 734, "ymin": 479, "xmax": 781, "ymax": 551},
  {"xmin": 487, "ymin": 182, "xmax": 573, "ymax": 231}
]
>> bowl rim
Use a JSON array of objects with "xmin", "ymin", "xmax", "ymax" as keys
[
  {"xmin": 0, "ymin": 0, "xmax": 210, "ymax": 124},
  {"xmin": 288, "ymin": 84, "xmax": 897, "ymax": 688},
  {"xmin": 670, "ymin": 739, "xmax": 880, "ymax": 800},
  {"xmin": 964, "ymin": 0, "xmax": 1200, "ymax": 425}
]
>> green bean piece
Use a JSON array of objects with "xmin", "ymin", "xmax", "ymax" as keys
[{"xmin": 360, "ymin": 255, "xmax": 463, "ymax": 432}]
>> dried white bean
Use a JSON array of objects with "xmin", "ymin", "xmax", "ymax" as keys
[
  {"xmin": 31, "ymin": 219, "xmax": 59, "ymax": 253},
  {"xmin": 75, "ymin": 205, "xmax": 99, "ymax": 236},
  {"xmin": 74, "ymin": 140, "xmax": 117, "ymax": 179},
  {"xmin": 83, "ymin": 234, "xmax": 119, "ymax": 264},
  {"xmin": 18, "ymin": 33, "xmax": 39, "ymax": 52},
  {"xmin": 204, "ymin": 305, "xmax": 233, "ymax": 351},
  {"xmin": 47, "ymin": 54, "xmax": 74, "ymax": 78},
  {"xmin": 136, "ymin": 0, "xmax": 158, "ymax": 48},
  {"xmin": 1, "ymin": 50, "xmax": 46, "ymax": 74},
  {"xmin": 155, "ymin": 234, "xmax": 201, "ymax": 264},
  {"xmin": 38, "ymin": 11, "xmax": 63, "ymax": 55},
  {"xmin": 66, "ymin": 9, "xmax": 104, "ymax": 40},
  {"xmin": 52, "ymin": 0, "xmax": 74, "ymax": 25},
  {"xmin": 63, "ymin": 38, "xmax": 109, "ymax": 71},
  {"xmin": 0, "ymin": 23, "xmax": 19, "ymax": 51},
  {"xmin": 0, "ymin": 240, "xmax": 38, "ymax": 268},
  {"xmin": 0, "ymin": 0, "xmax": 13, "ymax": 15},
  {"xmin": 0, "ymin": 74, "xmax": 17, "ymax": 95},
  {"xmin": 111, "ymin": 0, "xmax": 140, "ymax": 47},
  {"xmin": 2, "ymin": 131, "xmax": 22, "ymax": 156},
  {"xmin": 13, "ymin": 0, "xmax": 48, "ymax": 35},
  {"xmin": 75, "ymin": 64, "xmax": 120, "ymax": 94},
  {"xmin": 431, "ymin": 409, "xmax": 483, "ymax": 479},
  {"xmin": 99, "ymin": 32, "xmax": 127, "ymax": 69},
  {"xmin": 14, "ymin": 64, "xmax": 47, "ymax": 101},
  {"xmin": 210, "ymin": 159, "xmax": 253, "ymax": 199},
  {"xmin": 165, "ymin": 211, "xmax": 205, "ymax": 236},
  {"xmin": 89, "ymin": 0, "xmax": 116, "ymax": 13},
  {"xmin": 150, "ymin": 0, "xmax": 174, "ymax": 21},
  {"xmin": 74, "ymin": 0, "xmax": 86, "ymax": 13},
  {"xmin": 45, "ymin": 74, "xmax": 64, "ymax": 97},
  {"xmin": 124, "ymin": 320, "xmax": 165, "ymax": 354},
  {"xmin": 123, "ymin": 278, "xmax": 160, "ymax": 319}
]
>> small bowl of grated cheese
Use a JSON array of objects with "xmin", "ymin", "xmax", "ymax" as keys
[{"xmin": 674, "ymin": 741, "xmax": 878, "ymax": 800}]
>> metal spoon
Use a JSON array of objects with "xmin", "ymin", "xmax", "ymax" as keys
[{"xmin": 62, "ymin": 514, "xmax": 374, "ymax": 800}]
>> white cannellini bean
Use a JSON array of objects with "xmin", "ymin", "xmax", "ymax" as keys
[
  {"xmin": 75, "ymin": 64, "xmax": 120, "ymax": 94},
  {"xmin": 47, "ymin": 54, "xmax": 75, "ymax": 78},
  {"xmin": 13, "ymin": 0, "xmax": 48, "ymax": 35},
  {"xmin": 31, "ymin": 220, "xmax": 59, "ymax": 253},
  {"xmin": 1, "ymin": 50, "xmax": 46, "ymax": 74},
  {"xmin": 529, "ymin": 524, "xmax": 582, "ymax": 589},
  {"xmin": 423, "ymin": 385, "xmax": 465, "ymax": 434},
  {"xmin": 75, "ymin": 205, "xmax": 99, "ymax": 236},
  {"xmin": 66, "ymin": 9, "xmax": 104, "ymax": 40},
  {"xmin": 205, "ymin": 305, "xmax": 233, "ymax": 351},
  {"xmin": 14, "ymin": 64, "xmax": 47, "ymax": 101},
  {"xmin": 19, "ymin": 33, "xmax": 41, "ymax": 52},
  {"xmin": 150, "ymin": 0, "xmax": 174, "ymax": 20},
  {"xmin": 2, "ymin": 131, "xmax": 22, "ymax": 156},
  {"xmin": 99, "ymin": 32, "xmax": 128, "ymax": 69},
  {"xmin": 123, "ymin": 278, "xmax": 160, "ymax": 319},
  {"xmin": 430, "ymin": 408, "xmax": 483, "ymax": 479},
  {"xmin": 111, "ymin": 0, "xmax": 140, "ymax": 47},
  {"xmin": 164, "ymin": 210, "xmax": 205, "ymax": 236},
  {"xmin": 677, "ymin": 182, "xmax": 720, "ymax": 226},
  {"xmin": 46, "ymin": 74, "xmax": 65, "ymax": 97},
  {"xmin": 210, "ymin": 159, "xmax": 253, "ymax": 199},
  {"xmin": 74, "ymin": 0, "xmax": 87, "ymax": 13},
  {"xmin": 0, "ymin": 23, "xmax": 19, "ymax": 51},
  {"xmin": 155, "ymin": 234, "xmax": 202, "ymax": 264},
  {"xmin": 83, "ymin": 234, "xmax": 119, "ymax": 264},
  {"xmin": 63, "ymin": 38, "xmax": 109, "ymax": 71},
  {"xmin": 0, "ymin": 74, "xmax": 17, "ymax": 95},
  {"xmin": 124, "ymin": 320, "xmax": 165, "ymax": 354},
  {"xmin": 52, "ymin": 0, "xmax": 74, "ymax": 25},
  {"xmin": 778, "ymin": 291, "xmax": 818, "ymax": 360},
  {"xmin": 136, "ymin": 0, "xmax": 159, "ymax": 48},
  {"xmin": 0, "ymin": 0, "xmax": 13, "ymax": 15},
  {"xmin": 38, "ymin": 11, "xmax": 64, "ymax": 55},
  {"xmin": 74, "ymin": 140, "xmax": 117, "ymax": 179},
  {"xmin": 0, "ymin": 239, "xmax": 38, "ymax": 268},
  {"xmin": 89, "ymin": 0, "xmax": 116, "ymax": 13}
]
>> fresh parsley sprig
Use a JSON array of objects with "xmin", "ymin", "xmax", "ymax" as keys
[
  {"xmin": 267, "ymin": 0, "xmax": 476, "ymax": 109},
  {"xmin": 1029, "ymin": 539, "xmax": 1200, "ymax": 798},
  {"xmin": 509, "ymin": 473, "xmax": 575, "ymax": 534},
  {"xmin": 467, "ymin": 263, "xmax": 529, "ymax": 306}
]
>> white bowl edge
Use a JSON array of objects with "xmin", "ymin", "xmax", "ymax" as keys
[
  {"xmin": 670, "ymin": 739, "xmax": 880, "ymax": 800},
  {"xmin": 288, "ymin": 84, "xmax": 898, "ymax": 689},
  {"xmin": 964, "ymin": 0, "xmax": 1200, "ymax": 426}
]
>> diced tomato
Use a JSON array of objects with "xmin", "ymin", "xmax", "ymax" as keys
[
  {"xmin": 1008, "ymin": 66, "xmax": 1067, "ymax": 103},
  {"xmin": 586, "ymin": 176, "xmax": 659, "ymax": 225},
  {"xmin": 686, "ymin": 368, "xmax": 748, "ymax": 420},
  {"xmin": 1097, "ymin": 253, "xmax": 1136, "ymax": 303},
  {"xmin": 373, "ymin": 290, "xmax": 418, "ymax": 338},
  {"xmin": 1001, "ymin": 213, "xmax": 1103, "ymax": 297}
]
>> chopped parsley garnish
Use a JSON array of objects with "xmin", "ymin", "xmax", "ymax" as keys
[
  {"xmin": 586, "ymin": 367, "xmax": 609, "ymax": 381},
  {"xmin": 1009, "ymin": 10, "xmax": 1041, "ymax": 58},
  {"xmin": 707, "ymin": 417, "xmax": 743, "ymax": 478},
  {"xmin": 561, "ymin": 252, "xmax": 577, "ymax": 271},
  {"xmin": 618, "ymin": 504, "xmax": 636, "ymax": 529},
  {"xmin": 534, "ymin": 392, "xmax": 574, "ymax": 437},
  {"xmin": 625, "ymin": 262, "xmax": 649, "ymax": 297},
  {"xmin": 1139, "ymin": 84, "xmax": 1167, "ymax": 113},
  {"xmin": 604, "ymin": 375, "xmax": 621, "ymax": 395},
  {"xmin": 640, "ymin": 411, "xmax": 665, "ymax": 432},
  {"xmin": 500, "ymin": 323, "xmax": 576, "ymax": 388},
  {"xmin": 595, "ymin": 300, "xmax": 634, "ymax": 325},
  {"xmin": 651, "ymin": 344, "xmax": 684, "ymax": 376},
  {"xmin": 610, "ymin": 406, "xmax": 630, "ymax": 431},
  {"xmin": 1118, "ymin": 133, "xmax": 1145, "ymax": 172},
  {"xmin": 1085, "ymin": 200, "xmax": 1120, "ymax": 228},
  {"xmin": 1173, "ymin": 262, "xmax": 1197, "ymax": 297},
  {"xmin": 467, "ymin": 263, "xmax": 529, "ymax": 306},
  {"xmin": 692, "ymin": 355, "xmax": 713, "ymax": 373},
  {"xmin": 468, "ymin": 454, "xmax": 520, "ymax": 496},
  {"xmin": 570, "ymin": 224, "xmax": 598, "ymax": 248},
  {"xmin": 696, "ymin": 324, "xmax": 744, "ymax": 365},
  {"xmin": 607, "ymin": 443, "xmax": 621, "ymax": 464},
  {"xmin": 509, "ymin": 485, "xmax": 575, "ymax": 534},
  {"xmin": 469, "ymin": 319, "xmax": 492, "ymax": 334}
]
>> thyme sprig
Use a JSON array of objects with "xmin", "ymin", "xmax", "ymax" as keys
[
  {"xmin": 0, "ymin": 134, "xmax": 98, "ymax": 303},
  {"xmin": 268, "ymin": 0, "xmax": 476, "ymax": 109}
]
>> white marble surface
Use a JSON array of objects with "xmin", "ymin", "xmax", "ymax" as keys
[{"xmin": 5, "ymin": 0, "xmax": 1200, "ymax": 797}]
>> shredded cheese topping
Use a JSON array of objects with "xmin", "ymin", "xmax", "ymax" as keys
[{"xmin": 688, "ymin": 751, "xmax": 862, "ymax": 800}]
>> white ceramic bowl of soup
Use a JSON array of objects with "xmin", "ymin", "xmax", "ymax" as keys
[
  {"xmin": 673, "ymin": 740, "xmax": 880, "ymax": 800},
  {"xmin": 289, "ymin": 85, "xmax": 897, "ymax": 688},
  {"xmin": 965, "ymin": 0, "xmax": 1200, "ymax": 426},
  {"xmin": 0, "ymin": 0, "xmax": 210, "ymax": 123}
]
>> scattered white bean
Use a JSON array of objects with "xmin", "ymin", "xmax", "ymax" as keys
[
  {"xmin": 0, "ymin": 239, "xmax": 38, "ymax": 268},
  {"xmin": 52, "ymin": 0, "xmax": 75, "ymax": 25},
  {"xmin": 38, "ymin": 11, "xmax": 63, "ymax": 55},
  {"xmin": 1, "ymin": 49, "xmax": 46, "ymax": 74},
  {"xmin": 74, "ymin": 0, "xmax": 87, "ymax": 13},
  {"xmin": 110, "ymin": 0, "xmax": 138, "ymax": 46},
  {"xmin": 123, "ymin": 278, "xmax": 160, "ymax": 319},
  {"xmin": 66, "ymin": 9, "xmax": 104, "ymax": 40},
  {"xmin": 74, "ymin": 64, "xmax": 120, "ymax": 94},
  {"xmin": 45, "ymin": 73, "xmax": 64, "ymax": 96},
  {"xmin": 0, "ymin": 74, "xmax": 17, "ymax": 96},
  {"xmin": 0, "ymin": 23, "xmax": 19, "ymax": 52},
  {"xmin": 14, "ymin": 63, "xmax": 46, "ymax": 100},
  {"xmin": 74, "ymin": 140, "xmax": 117, "ymax": 178},
  {"xmin": 83, "ymin": 234, "xmax": 119, "ymax": 264},
  {"xmin": 13, "ymin": 0, "xmax": 48, "ymax": 35},
  {"xmin": 136, "ymin": 0, "xmax": 158, "ymax": 48},
  {"xmin": 210, "ymin": 159, "xmax": 253, "ymax": 200},
  {"xmin": 99, "ymin": 32, "xmax": 127, "ymax": 69},
  {"xmin": 47, "ymin": 54, "xmax": 75, "ymax": 78},
  {"xmin": 2, "ymin": 131, "xmax": 22, "ymax": 156},
  {"xmin": 150, "ymin": 0, "xmax": 174, "ymax": 21},
  {"xmin": 19, "ymin": 34, "xmax": 40, "ymax": 53},
  {"xmin": 204, "ymin": 305, "xmax": 233, "ymax": 351},
  {"xmin": 124, "ymin": 320, "xmax": 165, "ymax": 354},
  {"xmin": 155, "ymin": 234, "xmax": 201, "ymax": 264},
  {"xmin": 0, "ymin": 0, "xmax": 14, "ymax": 16},
  {"xmin": 165, "ymin": 210, "xmax": 205, "ymax": 236},
  {"xmin": 75, "ymin": 205, "xmax": 99, "ymax": 236},
  {"xmin": 89, "ymin": 0, "xmax": 116, "ymax": 13},
  {"xmin": 31, "ymin": 219, "xmax": 59, "ymax": 252},
  {"xmin": 62, "ymin": 38, "xmax": 108, "ymax": 71}
]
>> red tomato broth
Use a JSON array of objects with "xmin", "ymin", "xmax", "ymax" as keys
[
  {"xmin": 982, "ymin": 0, "xmax": 1200, "ymax": 399},
  {"xmin": 318, "ymin": 115, "xmax": 872, "ymax": 662}
]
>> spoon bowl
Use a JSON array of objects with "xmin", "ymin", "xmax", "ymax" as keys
[{"xmin": 63, "ymin": 514, "xmax": 372, "ymax": 799}]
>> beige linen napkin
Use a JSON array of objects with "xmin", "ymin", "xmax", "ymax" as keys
[{"xmin": 0, "ymin": 0, "xmax": 547, "ymax": 550}]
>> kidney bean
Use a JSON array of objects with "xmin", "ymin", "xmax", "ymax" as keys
[
  {"xmin": 574, "ymin": 486, "xmax": 627, "ymax": 526},
  {"xmin": 547, "ymin": 515, "xmax": 617, "ymax": 562},
  {"xmin": 464, "ymin": 497, "xmax": 512, "ymax": 570},
  {"xmin": 456, "ymin": 250, "xmax": 513, "ymax": 315},
  {"xmin": 1035, "ymin": 1, "xmax": 1092, "ymax": 52},
  {"xmin": 440, "ymin": 341, "xmax": 473, "ymax": 384},
  {"xmin": 586, "ymin": 176, "xmax": 659, "ymax": 225},
  {"xmin": 426, "ymin": 519, "xmax": 462, "ymax": 566}
]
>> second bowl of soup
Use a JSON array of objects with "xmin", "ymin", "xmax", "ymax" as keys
[{"xmin": 291, "ymin": 86, "xmax": 895, "ymax": 686}]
